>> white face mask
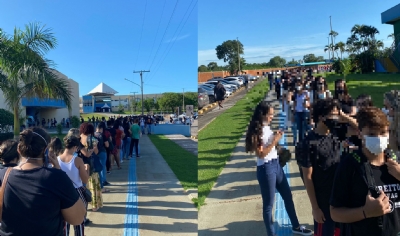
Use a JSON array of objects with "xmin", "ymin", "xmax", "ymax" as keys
[
  {"xmin": 363, "ymin": 135, "xmax": 389, "ymax": 155},
  {"xmin": 355, "ymin": 107, "xmax": 359, "ymax": 113},
  {"xmin": 318, "ymin": 93, "xmax": 325, "ymax": 99}
]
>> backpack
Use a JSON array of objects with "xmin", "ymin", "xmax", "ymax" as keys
[{"xmin": 295, "ymin": 131, "xmax": 319, "ymax": 166}]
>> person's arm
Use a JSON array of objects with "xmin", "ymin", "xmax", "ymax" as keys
[
  {"xmin": 75, "ymin": 157, "xmax": 89, "ymax": 185},
  {"xmin": 255, "ymin": 130, "xmax": 282, "ymax": 159},
  {"xmin": 61, "ymin": 198, "xmax": 86, "ymax": 225},
  {"xmin": 80, "ymin": 147, "xmax": 94, "ymax": 158},
  {"xmin": 302, "ymin": 166, "xmax": 326, "ymax": 223},
  {"xmin": 339, "ymin": 110, "xmax": 358, "ymax": 128}
]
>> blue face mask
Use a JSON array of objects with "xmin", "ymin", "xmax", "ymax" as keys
[{"xmin": 318, "ymin": 93, "xmax": 326, "ymax": 99}]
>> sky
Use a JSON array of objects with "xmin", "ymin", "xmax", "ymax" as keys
[
  {"xmin": 198, "ymin": 0, "xmax": 399, "ymax": 66},
  {"xmin": 1, "ymin": 0, "xmax": 197, "ymax": 96}
]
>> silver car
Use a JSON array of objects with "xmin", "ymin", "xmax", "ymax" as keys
[{"xmin": 198, "ymin": 87, "xmax": 210, "ymax": 109}]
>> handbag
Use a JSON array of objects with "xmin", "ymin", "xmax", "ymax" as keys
[
  {"xmin": 83, "ymin": 187, "xmax": 92, "ymax": 203},
  {"xmin": 0, "ymin": 168, "xmax": 12, "ymax": 222}
]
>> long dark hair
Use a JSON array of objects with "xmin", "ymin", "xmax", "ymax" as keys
[
  {"xmin": 245, "ymin": 101, "xmax": 272, "ymax": 153},
  {"xmin": 333, "ymin": 79, "xmax": 349, "ymax": 100}
]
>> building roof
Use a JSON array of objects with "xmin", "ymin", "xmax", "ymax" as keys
[
  {"xmin": 284, "ymin": 61, "xmax": 332, "ymax": 67},
  {"xmin": 382, "ymin": 3, "xmax": 400, "ymax": 24},
  {"xmin": 88, "ymin": 83, "xmax": 118, "ymax": 96}
]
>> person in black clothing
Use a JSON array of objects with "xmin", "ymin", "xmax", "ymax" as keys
[
  {"xmin": 0, "ymin": 140, "xmax": 19, "ymax": 168},
  {"xmin": 334, "ymin": 79, "xmax": 356, "ymax": 115},
  {"xmin": 213, "ymin": 81, "xmax": 226, "ymax": 109},
  {"xmin": 275, "ymin": 76, "xmax": 281, "ymax": 100},
  {"xmin": 105, "ymin": 119, "xmax": 116, "ymax": 176},
  {"xmin": 299, "ymin": 99, "xmax": 346, "ymax": 236},
  {"xmin": 330, "ymin": 107, "xmax": 400, "ymax": 236}
]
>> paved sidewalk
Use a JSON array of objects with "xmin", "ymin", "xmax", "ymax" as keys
[
  {"xmin": 164, "ymin": 134, "xmax": 198, "ymax": 156},
  {"xmin": 136, "ymin": 135, "xmax": 198, "ymax": 236},
  {"xmin": 198, "ymin": 91, "xmax": 313, "ymax": 236},
  {"xmin": 85, "ymin": 135, "xmax": 198, "ymax": 236}
]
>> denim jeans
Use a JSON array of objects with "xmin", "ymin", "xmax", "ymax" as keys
[
  {"xmin": 257, "ymin": 159, "xmax": 300, "ymax": 236},
  {"xmin": 293, "ymin": 111, "xmax": 306, "ymax": 144},
  {"xmin": 141, "ymin": 126, "xmax": 145, "ymax": 134},
  {"xmin": 98, "ymin": 151, "xmax": 107, "ymax": 188},
  {"xmin": 123, "ymin": 137, "xmax": 131, "ymax": 159},
  {"xmin": 147, "ymin": 124, "xmax": 151, "ymax": 134}
]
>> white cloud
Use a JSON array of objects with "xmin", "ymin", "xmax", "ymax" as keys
[
  {"xmin": 198, "ymin": 43, "xmax": 328, "ymax": 66},
  {"xmin": 164, "ymin": 34, "xmax": 190, "ymax": 43}
]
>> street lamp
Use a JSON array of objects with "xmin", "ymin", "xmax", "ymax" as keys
[{"xmin": 124, "ymin": 78, "xmax": 143, "ymax": 115}]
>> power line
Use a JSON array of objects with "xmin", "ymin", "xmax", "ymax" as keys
[
  {"xmin": 133, "ymin": 0, "xmax": 147, "ymax": 70},
  {"xmin": 147, "ymin": 0, "xmax": 197, "ymax": 82},
  {"xmin": 147, "ymin": 0, "xmax": 195, "ymax": 82},
  {"xmin": 148, "ymin": 0, "xmax": 179, "ymax": 71},
  {"xmin": 145, "ymin": 0, "xmax": 166, "ymax": 69}
]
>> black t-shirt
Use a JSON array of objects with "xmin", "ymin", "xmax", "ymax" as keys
[
  {"xmin": 94, "ymin": 131, "xmax": 106, "ymax": 153},
  {"xmin": 0, "ymin": 167, "xmax": 79, "ymax": 236},
  {"xmin": 107, "ymin": 127, "xmax": 116, "ymax": 146},
  {"xmin": 300, "ymin": 131, "xmax": 341, "ymax": 208},
  {"xmin": 77, "ymin": 142, "xmax": 90, "ymax": 165},
  {"xmin": 330, "ymin": 150, "xmax": 400, "ymax": 236},
  {"xmin": 340, "ymin": 98, "xmax": 354, "ymax": 114}
]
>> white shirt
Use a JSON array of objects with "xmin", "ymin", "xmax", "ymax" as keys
[
  {"xmin": 257, "ymin": 126, "xmax": 278, "ymax": 166},
  {"xmin": 57, "ymin": 154, "xmax": 82, "ymax": 188}
]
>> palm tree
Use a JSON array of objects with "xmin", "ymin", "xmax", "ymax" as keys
[
  {"xmin": 324, "ymin": 44, "xmax": 334, "ymax": 59},
  {"xmin": 388, "ymin": 33, "xmax": 395, "ymax": 40},
  {"xmin": 335, "ymin": 42, "xmax": 346, "ymax": 59},
  {"xmin": 0, "ymin": 22, "xmax": 72, "ymax": 138}
]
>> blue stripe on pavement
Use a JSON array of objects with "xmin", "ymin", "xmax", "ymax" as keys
[
  {"xmin": 123, "ymin": 157, "xmax": 139, "ymax": 236},
  {"xmin": 274, "ymin": 101, "xmax": 293, "ymax": 235}
]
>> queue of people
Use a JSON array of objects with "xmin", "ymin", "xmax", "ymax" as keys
[
  {"xmin": 0, "ymin": 115, "xmax": 143, "ymax": 235},
  {"xmin": 246, "ymin": 69, "xmax": 400, "ymax": 236}
]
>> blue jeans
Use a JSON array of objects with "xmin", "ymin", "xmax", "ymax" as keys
[
  {"xmin": 141, "ymin": 126, "xmax": 145, "ymax": 134},
  {"xmin": 123, "ymin": 137, "xmax": 131, "ymax": 159},
  {"xmin": 293, "ymin": 111, "xmax": 306, "ymax": 144},
  {"xmin": 98, "ymin": 151, "xmax": 107, "ymax": 188},
  {"xmin": 257, "ymin": 159, "xmax": 300, "ymax": 236},
  {"xmin": 147, "ymin": 124, "xmax": 151, "ymax": 134}
]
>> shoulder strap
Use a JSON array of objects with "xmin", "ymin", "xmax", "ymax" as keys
[{"xmin": 0, "ymin": 167, "xmax": 12, "ymax": 222}]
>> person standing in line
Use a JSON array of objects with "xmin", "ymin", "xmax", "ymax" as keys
[
  {"xmin": 123, "ymin": 121, "xmax": 132, "ymax": 160},
  {"xmin": 93, "ymin": 123, "xmax": 109, "ymax": 195},
  {"xmin": 0, "ymin": 140, "xmax": 19, "ymax": 168},
  {"xmin": 330, "ymin": 107, "xmax": 400, "ymax": 235},
  {"xmin": 58, "ymin": 135, "xmax": 89, "ymax": 236},
  {"xmin": 130, "ymin": 118, "xmax": 141, "ymax": 158},
  {"xmin": 140, "ymin": 117, "xmax": 145, "ymax": 135},
  {"xmin": 245, "ymin": 101, "xmax": 313, "ymax": 236}
]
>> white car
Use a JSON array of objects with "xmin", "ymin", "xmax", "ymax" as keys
[
  {"xmin": 224, "ymin": 90, "xmax": 232, "ymax": 97},
  {"xmin": 224, "ymin": 77, "xmax": 243, "ymax": 86}
]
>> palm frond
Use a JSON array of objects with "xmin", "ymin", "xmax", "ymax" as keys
[{"xmin": 21, "ymin": 22, "xmax": 57, "ymax": 56}]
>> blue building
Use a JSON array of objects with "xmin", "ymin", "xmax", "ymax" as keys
[{"xmin": 82, "ymin": 83, "xmax": 118, "ymax": 114}]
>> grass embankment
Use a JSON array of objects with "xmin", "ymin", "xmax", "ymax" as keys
[
  {"xmin": 197, "ymin": 78, "xmax": 269, "ymax": 208},
  {"xmin": 325, "ymin": 73, "xmax": 400, "ymax": 108},
  {"xmin": 148, "ymin": 135, "xmax": 198, "ymax": 202}
]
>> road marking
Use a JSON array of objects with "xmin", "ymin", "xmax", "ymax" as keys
[{"xmin": 123, "ymin": 157, "xmax": 139, "ymax": 236}]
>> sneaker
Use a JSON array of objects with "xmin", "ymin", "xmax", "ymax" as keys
[
  {"xmin": 292, "ymin": 225, "xmax": 313, "ymax": 235},
  {"xmin": 103, "ymin": 181, "xmax": 111, "ymax": 186}
]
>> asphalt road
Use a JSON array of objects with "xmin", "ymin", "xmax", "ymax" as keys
[{"xmin": 198, "ymin": 77, "xmax": 266, "ymax": 131}]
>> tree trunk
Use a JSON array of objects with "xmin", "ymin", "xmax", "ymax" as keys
[{"xmin": 13, "ymin": 104, "xmax": 20, "ymax": 140}]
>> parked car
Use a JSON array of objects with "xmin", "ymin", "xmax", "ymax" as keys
[
  {"xmin": 198, "ymin": 87, "xmax": 210, "ymax": 109},
  {"xmin": 208, "ymin": 78, "xmax": 239, "ymax": 90},
  {"xmin": 198, "ymin": 85, "xmax": 215, "ymax": 103},
  {"xmin": 205, "ymin": 81, "xmax": 236, "ymax": 92},
  {"xmin": 223, "ymin": 77, "xmax": 242, "ymax": 87}
]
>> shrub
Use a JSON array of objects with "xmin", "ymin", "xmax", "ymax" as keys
[
  {"xmin": 56, "ymin": 124, "xmax": 63, "ymax": 135},
  {"xmin": 0, "ymin": 109, "xmax": 14, "ymax": 142},
  {"xmin": 71, "ymin": 116, "xmax": 80, "ymax": 128}
]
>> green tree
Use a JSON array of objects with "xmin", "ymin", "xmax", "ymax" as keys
[
  {"xmin": 198, "ymin": 65, "xmax": 208, "ymax": 72},
  {"xmin": 335, "ymin": 42, "xmax": 346, "ymax": 60},
  {"xmin": 118, "ymin": 104, "xmax": 124, "ymax": 113},
  {"xmin": 0, "ymin": 22, "xmax": 72, "ymax": 138},
  {"xmin": 216, "ymin": 39, "xmax": 244, "ymax": 74},
  {"xmin": 158, "ymin": 93, "xmax": 181, "ymax": 113},
  {"xmin": 303, "ymin": 54, "xmax": 320, "ymax": 63},
  {"xmin": 207, "ymin": 62, "xmax": 218, "ymax": 71},
  {"xmin": 268, "ymin": 56, "xmax": 286, "ymax": 67},
  {"xmin": 144, "ymin": 98, "xmax": 153, "ymax": 113},
  {"xmin": 153, "ymin": 99, "xmax": 160, "ymax": 112},
  {"xmin": 184, "ymin": 92, "xmax": 198, "ymax": 108}
]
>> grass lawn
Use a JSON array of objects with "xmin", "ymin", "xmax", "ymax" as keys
[
  {"xmin": 325, "ymin": 73, "xmax": 400, "ymax": 108},
  {"xmin": 197, "ymin": 78, "xmax": 269, "ymax": 207},
  {"xmin": 148, "ymin": 135, "xmax": 198, "ymax": 202}
]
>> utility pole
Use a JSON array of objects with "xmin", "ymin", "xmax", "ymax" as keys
[
  {"xmin": 132, "ymin": 70, "xmax": 150, "ymax": 116},
  {"xmin": 237, "ymin": 37, "xmax": 240, "ymax": 75},
  {"xmin": 130, "ymin": 92, "xmax": 137, "ymax": 114},
  {"xmin": 327, "ymin": 36, "xmax": 330, "ymax": 60},
  {"xmin": 330, "ymin": 16, "xmax": 334, "ymax": 61},
  {"xmin": 182, "ymin": 88, "xmax": 185, "ymax": 115}
]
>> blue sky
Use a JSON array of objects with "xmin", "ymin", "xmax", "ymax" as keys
[
  {"xmin": 1, "ymin": 0, "xmax": 197, "ymax": 96},
  {"xmin": 198, "ymin": 0, "xmax": 398, "ymax": 66}
]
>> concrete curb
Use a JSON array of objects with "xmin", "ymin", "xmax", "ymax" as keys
[{"xmin": 191, "ymin": 135, "xmax": 198, "ymax": 140}]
